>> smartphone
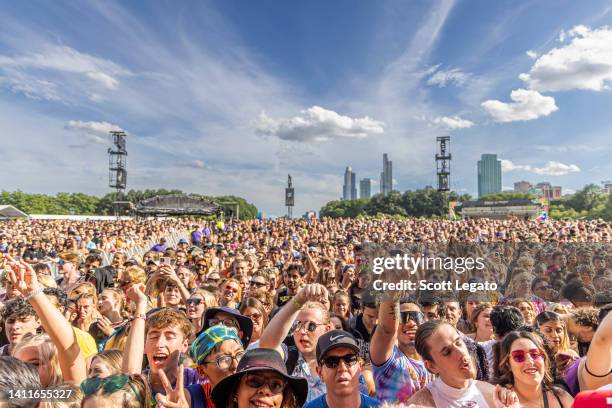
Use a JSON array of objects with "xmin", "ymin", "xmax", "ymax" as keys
[{"xmin": 160, "ymin": 257, "xmax": 175, "ymax": 266}]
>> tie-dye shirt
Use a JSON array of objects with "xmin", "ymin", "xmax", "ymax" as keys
[{"xmin": 373, "ymin": 346, "xmax": 434, "ymax": 403}]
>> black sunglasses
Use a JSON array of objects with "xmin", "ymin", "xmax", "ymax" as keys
[
  {"xmin": 321, "ymin": 354, "xmax": 358, "ymax": 369},
  {"xmin": 400, "ymin": 311, "xmax": 424, "ymax": 325},
  {"xmin": 186, "ymin": 298, "xmax": 202, "ymax": 306},
  {"xmin": 292, "ymin": 320, "xmax": 325, "ymax": 333}
]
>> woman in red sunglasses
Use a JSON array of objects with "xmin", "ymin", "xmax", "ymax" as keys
[{"xmin": 496, "ymin": 331, "xmax": 574, "ymax": 408}]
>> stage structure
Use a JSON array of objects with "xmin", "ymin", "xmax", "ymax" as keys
[
  {"xmin": 135, "ymin": 194, "xmax": 221, "ymax": 217},
  {"xmin": 108, "ymin": 131, "xmax": 129, "ymax": 216},
  {"xmin": 285, "ymin": 174, "xmax": 294, "ymax": 218},
  {"xmin": 435, "ymin": 136, "xmax": 451, "ymax": 192}
]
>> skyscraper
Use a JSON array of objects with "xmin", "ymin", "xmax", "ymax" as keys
[
  {"xmin": 360, "ymin": 178, "xmax": 372, "ymax": 199},
  {"xmin": 477, "ymin": 154, "xmax": 502, "ymax": 197},
  {"xmin": 380, "ymin": 153, "xmax": 393, "ymax": 196},
  {"xmin": 343, "ymin": 166, "xmax": 357, "ymax": 200}
]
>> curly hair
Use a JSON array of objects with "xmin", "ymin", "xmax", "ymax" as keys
[
  {"xmin": 1, "ymin": 297, "xmax": 38, "ymax": 321},
  {"xmin": 571, "ymin": 308, "xmax": 599, "ymax": 330}
]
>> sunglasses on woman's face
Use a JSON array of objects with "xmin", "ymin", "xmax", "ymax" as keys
[
  {"xmin": 186, "ymin": 298, "xmax": 202, "ymax": 306},
  {"xmin": 511, "ymin": 348, "xmax": 544, "ymax": 363},
  {"xmin": 249, "ymin": 280, "xmax": 267, "ymax": 288},
  {"xmin": 320, "ymin": 354, "xmax": 359, "ymax": 369},
  {"xmin": 80, "ymin": 374, "xmax": 141, "ymax": 402},
  {"xmin": 244, "ymin": 374, "xmax": 286, "ymax": 395}
]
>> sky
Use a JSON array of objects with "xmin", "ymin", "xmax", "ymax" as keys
[{"xmin": 1, "ymin": 0, "xmax": 612, "ymax": 216}]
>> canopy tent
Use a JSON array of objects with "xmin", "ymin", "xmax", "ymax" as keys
[
  {"xmin": 135, "ymin": 194, "xmax": 221, "ymax": 217},
  {"xmin": 0, "ymin": 205, "xmax": 29, "ymax": 219}
]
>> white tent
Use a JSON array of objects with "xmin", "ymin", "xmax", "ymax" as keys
[{"xmin": 0, "ymin": 205, "xmax": 29, "ymax": 219}]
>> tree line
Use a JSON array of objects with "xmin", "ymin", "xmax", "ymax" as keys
[
  {"xmin": 319, "ymin": 184, "xmax": 612, "ymax": 220},
  {"xmin": 0, "ymin": 189, "xmax": 259, "ymax": 220}
]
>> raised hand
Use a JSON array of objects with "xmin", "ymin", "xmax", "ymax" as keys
[
  {"xmin": 125, "ymin": 283, "xmax": 147, "ymax": 305},
  {"xmin": 156, "ymin": 364, "xmax": 189, "ymax": 408},
  {"xmin": 295, "ymin": 283, "xmax": 328, "ymax": 305},
  {"xmin": 6, "ymin": 256, "xmax": 40, "ymax": 297}
]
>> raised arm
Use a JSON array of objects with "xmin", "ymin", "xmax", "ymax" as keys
[
  {"xmin": 8, "ymin": 258, "xmax": 87, "ymax": 383},
  {"xmin": 259, "ymin": 284, "xmax": 328, "ymax": 354},
  {"xmin": 370, "ymin": 298, "xmax": 398, "ymax": 366},
  {"xmin": 122, "ymin": 283, "xmax": 148, "ymax": 375},
  {"xmin": 581, "ymin": 310, "xmax": 612, "ymax": 390}
]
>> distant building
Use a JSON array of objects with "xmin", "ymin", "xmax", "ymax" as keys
[
  {"xmin": 514, "ymin": 181, "xmax": 532, "ymax": 193},
  {"xmin": 535, "ymin": 182, "xmax": 562, "ymax": 200},
  {"xmin": 343, "ymin": 166, "xmax": 357, "ymax": 200},
  {"xmin": 380, "ymin": 153, "xmax": 393, "ymax": 196},
  {"xmin": 360, "ymin": 178, "xmax": 372, "ymax": 199},
  {"xmin": 602, "ymin": 181, "xmax": 612, "ymax": 194},
  {"xmin": 477, "ymin": 154, "xmax": 502, "ymax": 197}
]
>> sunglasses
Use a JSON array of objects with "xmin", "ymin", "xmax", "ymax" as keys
[
  {"xmin": 321, "ymin": 354, "xmax": 359, "ymax": 369},
  {"xmin": 292, "ymin": 320, "xmax": 325, "ymax": 333},
  {"xmin": 208, "ymin": 318, "xmax": 239, "ymax": 329},
  {"xmin": 203, "ymin": 351, "xmax": 245, "ymax": 369},
  {"xmin": 80, "ymin": 374, "xmax": 141, "ymax": 402},
  {"xmin": 511, "ymin": 348, "xmax": 544, "ymax": 363},
  {"xmin": 534, "ymin": 285, "xmax": 550, "ymax": 291},
  {"xmin": 249, "ymin": 280, "xmax": 267, "ymax": 288},
  {"xmin": 400, "ymin": 311, "xmax": 424, "ymax": 325},
  {"xmin": 244, "ymin": 374, "xmax": 286, "ymax": 395},
  {"xmin": 186, "ymin": 298, "xmax": 202, "ymax": 306}
]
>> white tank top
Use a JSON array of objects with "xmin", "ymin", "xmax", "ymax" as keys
[{"xmin": 427, "ymin": 377, "xmax": 490, "ymax": 408}]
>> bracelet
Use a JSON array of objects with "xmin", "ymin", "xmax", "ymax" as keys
[
  {"xmin": 133, "ymin": 313, "xmax": 147, "ymax": 321},
  {"xmin": 584, "ymin": 361, "xmax": 612, "ymax": 378},
  {"xmin": 292, "ymin": 298, "xmax": 303, "ymax": 311},
  {"xmin": 26, "ymin": 288, "xmax": 44, "ymax": 301}
]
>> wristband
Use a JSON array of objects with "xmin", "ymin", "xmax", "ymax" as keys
[
  {"xmin": 133, "ymin": 313, "xmax": 147, "ymax": 321},
  {"xmin": 26, "ymin": 288, "xmax": 44, "ymax": 301}
]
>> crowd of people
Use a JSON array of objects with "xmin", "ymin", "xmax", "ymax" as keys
[{"xmin": 0, "ymin": 217, "xmax": 610, "ymax": 408}]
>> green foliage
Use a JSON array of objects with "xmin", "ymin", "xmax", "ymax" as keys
[
  {"xmin": 549, "ymin": 184, "xmax": 610, "ymax": 220},
  {"xmin": 0, "ymin": 189, "xmax": 259, "ymax": 219},
  {"xmin": 320, "ymin": 189, "xmax": 472, "ymax": 219}
]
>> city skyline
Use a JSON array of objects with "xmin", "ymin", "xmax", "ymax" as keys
[{"xmin": 1, "ymin": 1, "xmax": 611, "ymax": 215}]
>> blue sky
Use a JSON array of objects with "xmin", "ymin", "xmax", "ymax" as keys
[{"xmin": 1, "ymin": 0, "xmax": 611, "ymax": 216}]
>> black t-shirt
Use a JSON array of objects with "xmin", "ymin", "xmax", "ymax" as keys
[{"xmin": 276, "ymin": 287, "xmax": 292, "ymax": 308}]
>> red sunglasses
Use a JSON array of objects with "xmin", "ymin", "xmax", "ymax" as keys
[{"xmin": 511, "ymin": 348, "xmax": 544, "ymax": 363}]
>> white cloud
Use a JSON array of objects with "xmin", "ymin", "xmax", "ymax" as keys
[
  {"xmin": 501, "ymin": 159, "xmax": 580, "ymax": 176},
  {"xmin": 519, "ymin": 25, "xmax": 612, "ymax": 92},
  {"xmin": 64, "ymin": 120, "xmax": 124, "ymax": 144},
  {"xmin": 426, "ymin": 66, "xmax": 470, "ymax": 87},
  {"xmin": 501, "ymin": 159, "xmax": 532, "ymax": 172},
  {"xmin": 433, "ymin": 115, "xmax": 474, "ymax": 129},
  {"xmin": 255, "ymin": 106, "xmax": 385, "ymax": 142},
  {"xmin": 532, "ymin": 161, "xmax": 580, "ymax": 176},
  {"xmin": 0, "ymin": 44, "xmax": 129, "ymax": 90},
  {"xmin": 189, "ymin": 160, "xmax": 205, "ymax": 169},
  {"xmin": 481, "ymin": 88, "xmax": 558, "ymax": 122},
  {"xmin": 526, "ymin": 50, "xmax": 538, "ymax": 59}
]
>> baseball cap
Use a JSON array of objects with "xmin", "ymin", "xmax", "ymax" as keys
[
  {"xmin": 178, "ymin": 238, "xmax": 188, "ymax": 244},
  {"xmin": 316, "ymin": 329, "xmax": 360, "ymax": 362},
  {"xmin": 572, "ymin": 388, "xmax": 612, "ymax": 408}
]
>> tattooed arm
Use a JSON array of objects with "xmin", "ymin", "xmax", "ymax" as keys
[{"xmin": 370, "ymin": 299, "xmax": 399, "ymax": 365}]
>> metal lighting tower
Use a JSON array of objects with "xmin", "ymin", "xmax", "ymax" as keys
[
  {"xmin": 435, "ymin": 136, "xmax": 451, "ymax": 192},
  {"xmin": 285, "ymin": 174, "xmax": 294, "ymax": 218},
  {"xmin": 108, "ymin": 131, "xmax": 128, "ymax": 216}
]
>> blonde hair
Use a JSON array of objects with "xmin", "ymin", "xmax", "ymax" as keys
[
  {"xmin": 12, "ymin": 333, "xmax": 63, "ymax": 387},
  {"xmin": 37, "ymin": 274, "xmax": 58, "ymax": 289},
  {"xmin": 91, "ymin": 349, "xmax": 123, "ymax": 376},
  {"xmin": 191, "ymin": 289, "xmax": 218, "ymax": 309},
  {"xmin": 124, "ymin": 266, "xmax": 146, "ymax": 285},
  {"xmin": 69, "ymin": 282, "xmax": 98, "ymax": 303},
  {"xmin": 302, "ymin": 301, "xmax": 330, "ymax": 324}
]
